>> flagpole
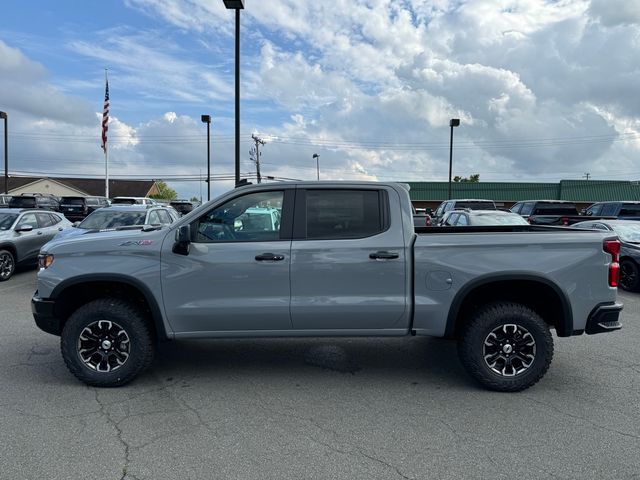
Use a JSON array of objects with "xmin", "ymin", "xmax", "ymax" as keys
[{"xmin": 102, "ymin": 69, "xmax": 110, "ymax": 198}]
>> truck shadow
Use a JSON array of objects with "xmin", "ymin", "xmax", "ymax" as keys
[{"xmin": 152, "ymin": 336, "xmax": 476, "ymax": 389}]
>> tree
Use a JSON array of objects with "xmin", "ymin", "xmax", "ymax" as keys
[
  {"xmin": 453, "ymin": 174, "xmax": 480, "ymax": 183},
  {"xmin": 150, "ymin": 180, "xmax": 178, "ymax": 200},
  {"xmin": 190, "ymin": 196, "xmax": 200, "ymax": 203}
]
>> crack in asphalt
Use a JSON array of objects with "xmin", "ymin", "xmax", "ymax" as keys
[
  {"xmin": 91, "ymin": 387, "xmax": 134, "ymax": 480},
  {"xmin": 524, "ymin": 396, "xmax": 640, "ymax": 441}
]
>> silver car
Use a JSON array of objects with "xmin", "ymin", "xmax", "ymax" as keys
[{"xmin": 0, "ymin": 209, "xmax": 73, "ymax": 281}]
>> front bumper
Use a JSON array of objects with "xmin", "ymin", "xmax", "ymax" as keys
[
  {"xmin": 585, "ymin": 302, "xmax": 623, "ymax": 335},
  {"xmin": 31, "ymin": 293, "xmax": 62, "ymax": 336}
]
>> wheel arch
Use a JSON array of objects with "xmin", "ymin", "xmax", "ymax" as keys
[
  {"xmin": 445, "ymin": 274, "xmax": 573, "ymax": 338},
  {"xmin": 50, "ymin": 274, "xmax": 171, "ymax": 341},
  {"xmin": 0, "ymin": 243, "xmax": 18, "ymax": 261}
]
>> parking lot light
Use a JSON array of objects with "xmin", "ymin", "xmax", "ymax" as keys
[{"xmin": 448, "ymin": 118, "xmax": 460, "ymax": 200}]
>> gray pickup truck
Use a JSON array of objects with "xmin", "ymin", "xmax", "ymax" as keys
[{"xmin": 32, "ymin": 182, "xmax": 623, "ymax": 391}]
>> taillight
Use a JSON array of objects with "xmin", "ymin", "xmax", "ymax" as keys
[
  {"xmin": 604, "ymin": 239, "xmax": 620, "ymax": 287},
  {"xmin": 425, "ymin": 216, "xmax": 431, "ymax": 226},
  {"xmin": 561, "ymin": 217, "xmax": 569, "ymax": 226}
]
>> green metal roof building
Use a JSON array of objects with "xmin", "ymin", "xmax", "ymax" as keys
[{"xmin": 407, "ymin": 180, "xmax": 640, "ymax": 209}]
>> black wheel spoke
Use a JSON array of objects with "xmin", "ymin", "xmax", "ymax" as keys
[
  {"xmin": 77, "ymin": 320, "xmax": 131, "ymax": 373},
  {"xmin": 483, "ymin": 323, "xmax": 537, "ymax": 378}
]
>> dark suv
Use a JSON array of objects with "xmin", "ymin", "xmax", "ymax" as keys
[
  {"xmin": 9, "ymin": 194, "xmax": 60, "ymax": 211},
  {"xmin": 169, "ymin": 200, "xmax": 194, "ymax": 216},
  {"xmin": 432, "ymin": 199, "xmax": 496, "ymax": 225},
  {"xmin": 583, "ymin": 201, "xmax": 640, "ymax": 220},
  {"xmin": 59, "ymin": 196, "xmax": 109, "ymax": 221}
]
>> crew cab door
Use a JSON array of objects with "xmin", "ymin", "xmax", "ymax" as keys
[
  {"xmin": 289, "ymin": 187, "xmax": 409, "ymax": 332},
  {"xmin": 161, "ymin": 188, "xmax": 294, "ymax": 334}
]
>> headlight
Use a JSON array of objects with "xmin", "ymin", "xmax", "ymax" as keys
[{"xmin": 38, "ymin": 253, "xmax": 54, "ymax": 269}]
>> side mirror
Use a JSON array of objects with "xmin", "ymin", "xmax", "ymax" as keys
[
  {"xmin": 172, "ymin": 224, "xmax": 191, "ymax": 255},
  {"xmin": 73, "ymin": 221, "xmax": 80, "ymax": 227},
  {"xmin": 15, "ymin": 225, "xmax": 33, "ymax": 232}
]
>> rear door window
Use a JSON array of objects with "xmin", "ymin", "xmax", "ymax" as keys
[
  {"xmin": 618, "ymin": 204, "xmax": 640, "ymax": 216},
  {"xmin": 36, "ymin": 213, "xmax": 54, "ymax": 228},
  {"xmin": 520, "ymin": 203, "xmax": 534, "ymax": 216},
  {"xmin": 585, "ymin": 204, "xmax": 603, "ymax": 216},
  {"xmin": 601, "ymin": 204, "xmax": 618, "ymax": 216},
  {"xmin": 304, "ymin": 189, "xmax": 386, "ymax": 240}
]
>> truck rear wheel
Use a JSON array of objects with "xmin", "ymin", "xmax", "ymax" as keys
[
  {"xmin": 60, "ymin": 298, "xmax": 155, "ymax": 387},
  {"xmin": 620, "ymin": 259, "xmax": 640, "ymax": 292},
  {"xmin": 458, "ymin": 302, "xmax": 553, "ymax": 392}
]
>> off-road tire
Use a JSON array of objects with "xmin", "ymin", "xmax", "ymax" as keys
[
  {"xmin": 0, "ymin": 249, "xmax": 16, "ymax": 282},
  {"xmin": 620, "ymin": 259, "xmax": 640, "ymax": 292},
  {"xmin": 61, "ymin": 298, "xmax": 155, "ymax": 387},
  {"xmin": 458, "ymin": 302, "xmax": 554, "ymax": 392}
]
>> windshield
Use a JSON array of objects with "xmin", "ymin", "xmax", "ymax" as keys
[
  {"xmin": 612, "ymin": 223, "xmax": 640, "ymax": 243},
  {"xmin": 79, "ymin": 210, "xmax": 147, "ymax": 229},
  {"xmin": 456, "ymin": 201, "xmax": 495, "ymax": 210},
  {"xmin": 472, "ymin": 214, "xmax": 529, "ymax": 226},
  {"xmin": 0, "ymin": 213, "xmax": 18, "ymax": 230}
]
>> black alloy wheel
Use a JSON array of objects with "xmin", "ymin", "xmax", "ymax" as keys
[
  {"xmin": 458, "ymin": 302, "xmax": 554, "ymax": 392},
  {"xmin": 0, "ymin": 249, "xmax": 15, "ymax": 282},
  {"xmin": 61, "ymin": 298, "xmax": 155, "ymax": 387},
  {"xmin": 620, "ymin": 259, "xmax": 640, "ymax": 292}
]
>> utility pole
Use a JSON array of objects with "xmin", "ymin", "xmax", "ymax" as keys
[
  {"xmin": 583, "ymin": 172, "xmax": 591, "ymax": 181},
  {"xmin": 0, "ymin": 111, "xmax": 7, "ymax": 194},
  {"xmin": 250, "ymin": 134, "xmax": 265, "ymax": 183},
  {"xmin": 313, "ymin": 153, "xmax": 320, "ymax": 181}
]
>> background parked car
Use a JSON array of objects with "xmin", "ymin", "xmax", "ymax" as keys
[
  {"xmin": 111, "ymin": 196, "xmax": 156, "ymax": 205},
  {"xmin": 432, "ymin": 199, "xmax": 496, "ymax": 224},
  {"xmin": 582, "ymin": 201, "xmax": 640, "ymax": 220},
  {"xmin": 572, "ymin": 219, "xmax": 640, "ymax": 291},
  {"xmin": 0, "ymin": 209, "xmax": 72, "ymax": 281},
  {"xmin": 169, "ymin": 200, "xmax": 195, "ymax": 216},
  {"xmin": 440, "ymin": 209, "xmax": 529, "ymax": 226},
  {"xmin": 86, "ymin": 196, "xmax": 110, "ymax": 213},
  {"xmin": 511, "ymin": 200, "xmax": 585, "ymax": 225},
  {"xmin": 9, "ymin": 194, "xmax": 60, "ymax": 211},
  {"xmin": 52, "ymin": 205, "xmax": 178, "ymax": 241},
  {"xmin": 0, "ymin": 194, "xmax": 11, "ymax": 208}
]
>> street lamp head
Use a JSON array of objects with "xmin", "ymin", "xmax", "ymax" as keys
[
  {"xmin": 0, "ymin": 111, "xmax": 7, "ymax": 119},
  {"xmin": 312, "ymin": 153, "xmax": 319, "ymax": 159},
  {"xmin": 449, "ymin": 118, "xmax": 460, "ymax": 127},
  {"xmin": 201, "ymin": 114, "xmax": 211, "ymax": 124},
  {"xmin": 223, "ymin": 0, "xmax": 244, "ymax": 8}
]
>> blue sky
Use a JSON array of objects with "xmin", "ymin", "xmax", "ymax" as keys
[{"xmin": 1, "ymin": 0, "xmax": 639, "ymax": 199}]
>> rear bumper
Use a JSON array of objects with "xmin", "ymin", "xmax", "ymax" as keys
[
  {"xmin": 584, "ymin": 302, "xmax": 623, "ymax": 335},
  {"xmin": 31, "ymin": 293, "xmax": 62, "ymax": 336}
]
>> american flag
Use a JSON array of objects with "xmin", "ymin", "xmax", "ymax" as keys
[{"xmin": 101, "ymin": 75, "xmax": 109, "ymax": 152}]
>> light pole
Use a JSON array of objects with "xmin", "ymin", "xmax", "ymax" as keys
[
  {"xmin": 448, "ymin": 118, "xmax": 460, "ymax": 200},
  {"xmin": 201, "ymin": 115, "xmax": 211, "ymax": 201},
  {"xmin": 0, "ymin": 111, "xmax": 7, "ymax": 194},
  {"xmin": 313, "ymin": 153, "xmax": 320, "ymax": 181},
  {"xmin": 223, "ymin": 0, "xmax": 244, "ymax": 186}
]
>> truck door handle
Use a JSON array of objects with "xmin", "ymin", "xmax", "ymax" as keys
[
  {"xmin": 369, "ymin": 251, "xmax": 399, "ymax": 260},
  {"xmin": 255, "ymin": 253, "xmax": 285, "ymax": 261},
  {"xmin": 37, "ymin": 231, "xmax": 43, "ymax": 235}
]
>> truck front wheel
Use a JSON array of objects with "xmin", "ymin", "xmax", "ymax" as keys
[
  {"xmin": 458, "ymin": 302, "xmax": 553, "ymax": 392},
  {"xmin": 60, "ymin": 298, "xmax": 155, "ymax": 387}
]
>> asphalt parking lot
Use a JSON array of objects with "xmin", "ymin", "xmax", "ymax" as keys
[{"xmin": 1, "ymin": 268, "xmax": 639, "ymax": 480}]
